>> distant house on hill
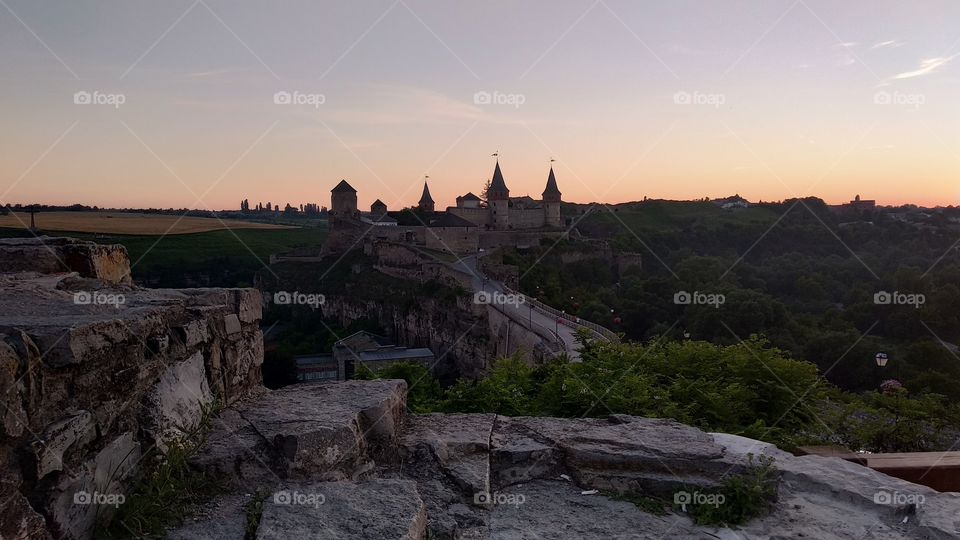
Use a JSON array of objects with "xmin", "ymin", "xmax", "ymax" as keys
[
  {"xmin": 828, "ymin": 194, "xmax": 877, "ymax": 214},
  {"xmin": 848, "ymin": 194, "xmax": 876, "ymax": 210},
  {"xmin": 713, "ymin": 195, "xmax": 750, "ymax": 210}
]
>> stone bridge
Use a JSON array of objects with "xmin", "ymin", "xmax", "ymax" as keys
[{"xmin": 447, "ymin": 253, "xmax": 619, "ymax": 363}]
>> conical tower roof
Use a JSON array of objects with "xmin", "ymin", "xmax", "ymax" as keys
[
  {"xmin": 419, "ymin": 182, "xmax": 434, "ymax": 204},
  {"xmin": 543, "ymin": 166, "xmax": 561, "ymax": 197},
  {"xmin": 489, "ymin": 161, "xmax": 508, "ymax": 193}
]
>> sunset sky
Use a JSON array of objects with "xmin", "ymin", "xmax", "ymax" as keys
[{"xmin": 1, "ymin": 0, "xmax": 959, "ymax": 210}]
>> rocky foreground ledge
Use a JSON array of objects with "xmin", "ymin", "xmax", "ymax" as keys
[
  {"xmin": 174, "ymin": 380, "xmax": 960, "ymax": 539},
  {"xmin": 0, "ymin": 238, "xmax": 263, "ymax": 539},
  {"xmin": 3, "ymin": 237, "xmax": 959, "ymax": 539}
]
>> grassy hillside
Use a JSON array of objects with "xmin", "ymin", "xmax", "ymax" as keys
[{"xmin": 573, "ymin": 200, "xmax": 780, "ymax": 237}]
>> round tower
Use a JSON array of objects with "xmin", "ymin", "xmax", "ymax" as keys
[{"xmin": 542, "ymin": 166, "xmax": 562, "ymax": 228}]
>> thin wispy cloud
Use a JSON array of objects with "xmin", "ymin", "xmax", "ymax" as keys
[
  {"xmin": 832, "ymin": 42, "xmax": 858, "ymax": 67},
  {"xmin": 891, "ymin": 55, "xmax": 956, "ymax": 80},
  {"xmin": 872, "ymin": 40, "xmax": 904, "ymax": 49},
  {"xmin": 181, "ymin": 67, "xmax": 249, "ymax": 78}
]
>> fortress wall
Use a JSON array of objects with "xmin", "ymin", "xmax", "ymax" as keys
[
  {"xmin": 448, "ymin": 207, "xmax": 489, "ymax": 227},
  {"xmin": 508, "ymin": 207, "xmax": 545, "ymax": 229}
]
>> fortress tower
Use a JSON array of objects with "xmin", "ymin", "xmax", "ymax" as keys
[
  {"xmin": 542, "ymin": 165, "xmax": 562, "ymax": 228},
  {"xmin": 330, "ymin": 179, "xmax": 358, "ymax": 225},
  {"xmin": 418, "ymin": 181, "xmax": 435, "ymax": 213},
  {"xmin": 488, "ymin": 161, "xmax": 510, "ymax": 230}
]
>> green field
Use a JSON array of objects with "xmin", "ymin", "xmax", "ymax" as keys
[{"xmin": 0, "ymin": 226, "xmax": 328, "ymax": 287}]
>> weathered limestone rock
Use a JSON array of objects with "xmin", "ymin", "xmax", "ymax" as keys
[
  {"xmin": 177, "ymin": 388, "xmax": 960, "ymax": 539},
  {"xmin": 164, "ymin": 494, "xmax": 251, "ymax": 540},
  {"xmin": 31, "ymin": 411, "xmax": 96, "ymax": 479},
  {"xmin": 0, "ymin": 331, "xmax": 42, "ymax": 439},
  {"xmin": 489, "ymin": 480, "xmax": 699, "ymax": 539},
  {"xmin": 399, "ymin": 414, "xmax": 494, "ymax": 539},
  {"xmin": 489, "ymin": 416, "xmax": 563, "ymax": 489},
  {"xmin": 0, "ymin": 237, "xmax": 265, "ymax": 540},
  {"xmin": 401, "ymin": 413, "xmax": 494, "ymax": 495},
  {"xmin": 143, "ymin": 351, "xmax": 213, "ymax": 450},
  {"xmin": 0, "ymin": 237, "xmax": 132, "ymax": 284},
  {"xmin": 0, "ymin": 477, "xmax": 52, "ymax": 540},
  {"xmin": 256, "ymin": 479, "xmax": 427, "ymax": 540},
  {"xmin": 192, "ymin": 380, "xmax": 406, "ymax": 487},
  {"xmin": 492, "ymin": 415, "xmax": 734, "ymax": 497},
  {"xmin": 47, "ymin": 432, "xmax": 141, "ymax": 540}
]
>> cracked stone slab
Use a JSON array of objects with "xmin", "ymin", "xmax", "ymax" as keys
[
  {"xmin": 256, "ymin": 479, "xmax": 427, "ymax": 539},
  {"xmin": 489, "ymin": 480, "xmax": 700, "ymax": 540},
  {"xmin": 193, "ymin": 380, "xmax": 406, "ymax": 487}
]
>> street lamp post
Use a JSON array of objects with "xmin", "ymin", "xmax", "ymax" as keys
[
  {"xmin": 875, "ymin": 352, "xmax": 888, "ymax": 368},
  {"xmin": 876, "ymin": 351, "xmax": 902, "ymax": 447}
]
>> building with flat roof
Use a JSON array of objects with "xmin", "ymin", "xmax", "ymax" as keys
[{"xmin": 295, "ymin": 331, "xmax": 435, "ymax": 381}]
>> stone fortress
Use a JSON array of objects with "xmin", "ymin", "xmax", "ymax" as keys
[{"xmin": 325, "ymin": 160, "xmax": 567, "ymax": 254}]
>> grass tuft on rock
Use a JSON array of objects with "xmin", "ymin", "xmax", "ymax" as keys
[{"xmin": 95, "ymin": 402, "xmax": 224, "ymax": 539}]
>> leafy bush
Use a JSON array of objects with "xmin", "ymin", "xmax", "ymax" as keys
[{"xmin": 354, "ymin": 362, "xmax": 443, "ymax": 413}]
